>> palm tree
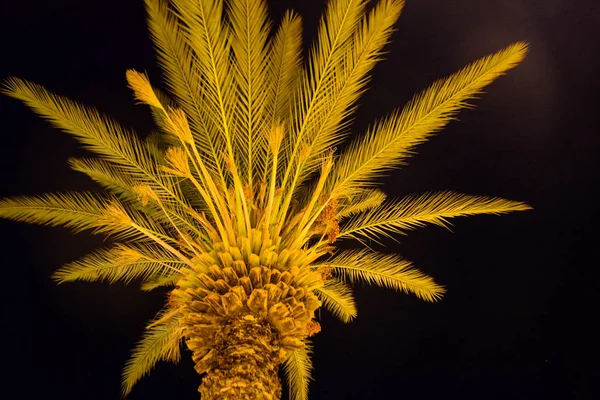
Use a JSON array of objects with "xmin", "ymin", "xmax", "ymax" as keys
[{"xmin": 0, "ymin": 0, "xmax": 531, "ymax": 398}]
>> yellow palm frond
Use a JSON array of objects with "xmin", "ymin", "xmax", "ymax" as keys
[
  {"xmin": 68, "ymin": 157, "xmax": 137, "ymax": 201},
  {"xmin": 282, "ymin": 340, "xmax": 314, "ymax": 400},
  {"xmin": 144, "ymin": 0, "xmax": 202, "ymax": 130},
  {"xmin": 2, "ymin": 77, "xmax": 157, "ymax": 179},
  {"xmin": 172, "ymin": 0, "xmax": 233, "ymax": 144},
  {"xmin": 172, "ymin": 0, "xmax": 252, "ymax": 235},
  {"xmin": 144, "ymin": 0, "xmax": 227, "ymax": 183},
  {"xmin": 140, "ymin": 273, "xmax": 181, "ymax": 291},
  {"xmin": 53, "ymin": 244, "xmax": 185, "ymax": 284},
  {"xmin": 326, "ymin": 249, "xmax": 445, "ymax": 302},
  {"xmin": 314, "ymin": 279, "xmax": 358, "ymax": 323},
  {"xmin": 121, "ymin": 310, "xmax": 184, "ymax": 397},
  {"xmin": 265, "ymin": 10, "xmax": 303, "ymax": 131},
  {"xmin": 278, "ymin": 0, "xmax": 367, "ymax": 219},
  {"xmin": 1, "ymin": 78, "xmax": 200, "ymax": 221},
  {"xmin": 0, "ymin": 192, "xmax": 109, "ymax": 233},
  {"xmin": 228, "ymin": 0, "xmax": 271, "ymax": 184},
  {"xmin": 330, "ymin": 42, "xmax": 528, "ymax": 197},
  {"xmin": 337, "ymin": 188, "xmax": 387, "ymax": 219},
  {"xmin": 300, "ymin": 0, "xmax": 405, "ymax": 181},
  {"xmin": 339, "ymin": 190, "xmax": 532, "ymax": 241},
  {"xmin": 261, "ymin": 10, "xmax": 303, "ymax": 183},
  {"xmin": 126, "ymin": 69, "xmax": 164, "ymax": 109}
]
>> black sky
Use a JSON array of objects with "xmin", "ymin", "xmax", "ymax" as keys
[{"xmin": 1, "ymin": 0, "xmax": 599, "ymax": 399}]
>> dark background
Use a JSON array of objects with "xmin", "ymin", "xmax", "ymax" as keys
[{"xmin": 1, "ymin": 0, "xmax": 598, "ymax": 399}]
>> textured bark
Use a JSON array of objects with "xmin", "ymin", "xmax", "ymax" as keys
[{"xmin": 197, "ymin": 316, "xmax": 283, "ymax": 400}]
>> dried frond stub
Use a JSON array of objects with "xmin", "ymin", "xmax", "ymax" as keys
[
  {"xmin": 314, "ymin": 195, "xmax": 340, "ymax": 243},
  {"xmin": 305, "ymin": 320, "xmax": 321, "ymax": 337}
]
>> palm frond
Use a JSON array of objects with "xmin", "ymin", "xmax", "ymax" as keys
[
  {"xmin": 1, "ymin": 77, "xmax": 200, "ymax": 221},
  {"xmin": 68, "ymin": 158, "xmax": 137, "ymax": 201},
  {"xmin": 300, "ymin": 0, "xmax": 405, "ymax": 181},
  {"xmin": 326, "ymin": 249, "xmax": 445, "ymax": 302},
  {"xmin": 337, "ymin": 188, "xmax": 387, "ymax": 219},
  {"xmin": 172, "ymin": 0, "xmax": 234, "ymax": 145},
  {"xmin": 330, "ymin": 42, "xmax": 528, "ymax": 197},
  {"xmin": 2, "ymin": 78, "xmax": 157, "ymax": 178},
  {"xmin": 265, "ymin": 10, "xmax": 303, "ymax": 130},
  {"xmin": 140, "ymin": 273, "xmax": 181, "ymax": 291},
  {"xmin": 53, "ymin": 244, "xmax": 185, "ymax": 284},
  {"xmin": 282, "ymin": 341, "xmax": 314, "ymax": 400},
  {"xmin": 126, "ymin": 69, "xmax": 164, "ymax": 109},
  {"xmin": 172, "ymin": 0, "xmax": 252, "ymax": 234},
  {"xmin": 121, "ymin": 311, "xmax": 184, "ymax": 397},
  {"xmin": 145, "ymin": 0, "xmax": 227, "ymax": 180},
  {"xmin": 228, "ymin": 0, "xmax": 271, "ymax": 184},
  {"xmin": 339, "ymin": 190, "xmax": 532, "ymax": 241},
  {"xmin": 144, "ymin": 0, "xmax": 202, "ymax": 130},
  {"xmin": 277, "ymin": 0, "xmax": 368, "ymax": 235},
  {"xmin": 0, "ymin": 192, "xmax": 110, "ymax": 233},
  {"xmin": 314, "ymin": 279, "xmax": 358, "ymax": 323}
]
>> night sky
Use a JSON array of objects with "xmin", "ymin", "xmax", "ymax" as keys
[{"xmin": 1, "ymin": 0, "xmax": 598, "ymax": 399}]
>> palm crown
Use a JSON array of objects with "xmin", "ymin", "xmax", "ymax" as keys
[{"xmin": 0, "ymin": 0, "xmax": 531, "ymax": 399}]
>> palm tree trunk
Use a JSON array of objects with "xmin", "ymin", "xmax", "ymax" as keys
[{"xmin": 195, "ymin": 315, "xmax": 283, "ymax": 399}]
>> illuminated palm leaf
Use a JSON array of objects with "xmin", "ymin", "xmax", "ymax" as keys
[
  {"xmin": 314, "ymin": 279, "xmax": 358, "ymax": 323},
  {"xmin": 339, "ymin": 191, "xmax": 532, "ymax": 241},
  {"xmin": 121, "ymin": 311, "xmax": 184, "ymax": 397},
  {"xmin": 282, "ymin": 341, "xmax": 314, "ymax": 400},
  {"xmin": 53, "ymin": 244, "xmax": 185, "ymax": 284},
  {"xmin": 329, "ymin": 42, "xmax": 528, "ymax": 197},
  {"xmin": 323, "ymin": 249, "xmax": 446, "ymax": 302}
]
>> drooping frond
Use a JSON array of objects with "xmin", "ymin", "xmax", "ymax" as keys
[
  {"xmin": 339, "ymin": 190, "xmax": 532, "ymax": 241},
  {"xmin": 313, "ymin": 279, "xmax": 358, "ymax": 323},
  {"xmin": 282, "ymin": 341, "xmax": 314, "ymax": 400},
  {"xmin": 326, "ymin": 249, "xmax": 445, "ymax": 302},
  {"xmin": 0, "ymin": 192, "xmax": 109, "ymax": 233},
  {"xmin": 1, "ymin": 78, "xmax": 200, "ymax": 221},
  {"xmin": 121, "ymin": 311, "xmax": 184, "ymax": 397},
  {"xmin": 337, "ymin": 188, "xmax": 387, "ymax": 219},
  {"xmin": 52, "ymin": 244, "xmax": 185, "ymax": 284},
  {"xmin": 330, "ymin": 42, "xmax": 529, "ymax": 197},
  {"xmin": 1, "ymin": 78, "xmax": 157, "ymax": 179}
]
